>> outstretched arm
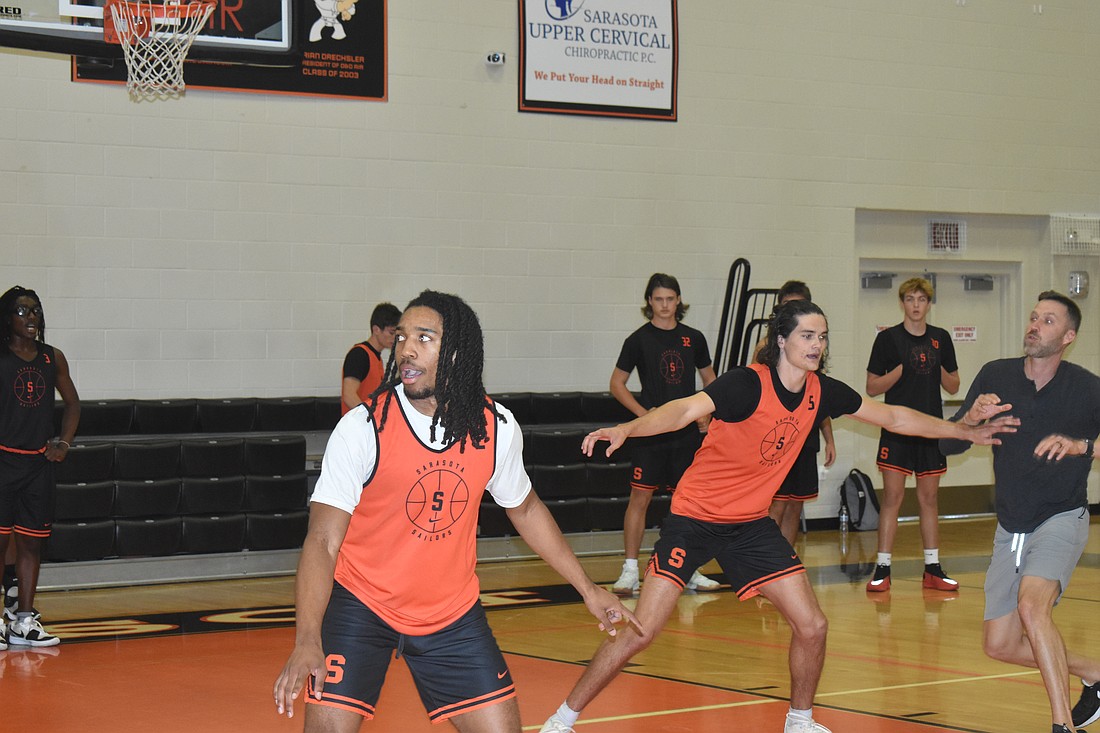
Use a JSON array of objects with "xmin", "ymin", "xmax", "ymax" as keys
[
  {"xmin": 507, "ymin": 492, "xmax": 641, "ymax": 636},
  {"xmin": 849, "ymin": 395, "xmax": 1017, "ymax": 445},
  {"xmin": 582, "ymin": 391, "xmax": 717, "ymax": 459}
]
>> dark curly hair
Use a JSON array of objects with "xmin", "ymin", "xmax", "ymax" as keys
[
  {"xmin": 757, "ymin": 299, "xmax": 828, "ymax": 373},
  {"xmin": 0, "ymin": 286, "xmax": 45, "ymax": 344},
  {"xmin": 371, "ymin": 290, "xmax": 504, "ymax": 451}
]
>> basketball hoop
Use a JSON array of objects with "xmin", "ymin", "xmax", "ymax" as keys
[{"xmin": 105, "ymin": 0, "xmax": 215, "ymax": 98}]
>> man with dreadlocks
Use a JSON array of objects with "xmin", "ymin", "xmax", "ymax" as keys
[
  {"xmin": 275, "ymin": 290, "xmax": 639, "ymax": 732},
  {"xmin": 0, "ymin": 286, "xmax": 80, "ymax": 649},
  {"xmin": 540, "ymin": 299, "xmax": 1018, "ymax": 733}
]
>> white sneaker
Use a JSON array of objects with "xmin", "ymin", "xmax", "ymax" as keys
[
  {"xmin": 539, "ymin": 717, "xmax": 575, "ymax": 733},
  {"xmin": 611, "ymin": 564, "xmax": 640, "ymax": 595},
  {"xmin": 686, "ymin": 569, "xmax": 721, "ymax": 591},
  {"xmin": 0, "ymin": 618, "xmax": 7, "ymax": 651},
  {"xmin": 784, "ymin": 712, "xmax": 832, "ymax": 733},
  {"xmin": 8, "ymin": 614, "xmax": 59, "ymax": 647}
]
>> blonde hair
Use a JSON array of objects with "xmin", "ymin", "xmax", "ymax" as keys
[{"xmin": 898, "ymin": 277, "xmax": 934, "ymax": 301}]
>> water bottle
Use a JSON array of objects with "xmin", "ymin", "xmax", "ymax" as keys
[{"xmin": 838, "ymin": 503, "xmax": 849, "ymax": 532}]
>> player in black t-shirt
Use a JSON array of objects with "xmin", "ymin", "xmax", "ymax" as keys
[
  {"xmin": 0, "ymin": 286, "xmax": 80, "ymax": 648},
  {"xmin": 609, "ymin": 274, "xmax": 718, "ymax": 595},
  {"xmin": 865, "ymin": 277, "xmax": 960, "ymax": 593}
]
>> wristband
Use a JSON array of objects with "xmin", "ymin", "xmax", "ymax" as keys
[
  {"xmin": 1085, "ymin": 437, "xmax": 1094, "ymax": 459},
  {"xmin": 56, "ymin": 440, "xmax": 70, "ymax": 449}
]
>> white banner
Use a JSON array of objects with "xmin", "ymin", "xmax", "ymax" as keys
[{"xmin": 519, "ymin": 0, "xmax": 678, "ymax": 120}]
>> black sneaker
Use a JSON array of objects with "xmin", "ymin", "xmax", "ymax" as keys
[
  {"xmin": 1073, "ymin": 679, "xmax": 1100, "ymax": 728},
  {"xmin": 922, "ymin": 563, "xmax": 960, "ymax": 592},
  {"xmin": 1054, "ymin": 724, "xmax": 1071, "ymax": 733},
  {"xmin": 866, "ymin": 564, "xmax": 890, "ymax": 592}
]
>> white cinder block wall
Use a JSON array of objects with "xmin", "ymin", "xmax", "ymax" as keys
[{"xmin": 3, "ymin": 1, "xmax": 1100, "ymax": 509}]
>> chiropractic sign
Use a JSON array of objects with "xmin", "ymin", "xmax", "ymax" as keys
[{"xmin": 519, "ymin": 0, "xmax": 678, "ymax": 120}]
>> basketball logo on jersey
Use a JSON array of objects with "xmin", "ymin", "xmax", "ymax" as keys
[
  {"xmin": 13, "ymin": 366, "xmax": 46, "ymax": 407},
  {"xmin": 759, "ymin": 417, "xmax": 800, "ymax": 465},
  {"xmin": 908, "ymin": 344, "xmax": 937, "ymax": 375},
  {"xmin": 405, "ymin": 467, "xmax": 470, "ymax": 541},
  {"xmin": 659, "ymin": 349, "xmax": 686, "ymax": 385}
]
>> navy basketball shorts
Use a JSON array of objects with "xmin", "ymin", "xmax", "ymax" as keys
[
  {"xmin": 876, "ymin": 432, "xmax": 946, "ymax": 477},
  {"xmin": 308, "ymin": 583, "xmax": 515, "ymax": 723},
  {"xmin": 773, "ymin": 448, "xmax": 819, "ymax": 501},
  {"xmin": 630, "ymin": 431, "xmax": 703, "ymax": 492},
  {"xmin": 0, "ymin": 451, "xmax": 55, "ymax": 537},
  {"xmin": 648, "ymin": 514, "xmax": 805, "ymax": 600}
]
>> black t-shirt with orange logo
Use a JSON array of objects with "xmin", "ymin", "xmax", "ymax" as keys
[
  {"xmin": 0, "ymin": 344, "xmax": 57, "ymax": 454},
  {"xmin": 671, "ymin": 363, "xmax": 861, "ymax": 523}
]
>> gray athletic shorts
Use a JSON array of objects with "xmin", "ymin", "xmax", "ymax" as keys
[{"xmin": 983, "ymin": 506, "xmax": 1089, "ymax": 621}]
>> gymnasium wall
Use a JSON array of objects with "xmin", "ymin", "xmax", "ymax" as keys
[{"xmin": 1, "ymin": 2, "xmax": 1099, "ymax": 414}]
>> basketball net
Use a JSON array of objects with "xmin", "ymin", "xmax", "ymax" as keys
[{"xmin": 105, "ymin": 0, "xmax": 215, "ymax": 99}]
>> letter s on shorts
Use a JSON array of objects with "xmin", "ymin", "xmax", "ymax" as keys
[
  {"xmin": 669, "ymin": 547, "xmax": 686, "ymax": 568},
  {"xmin": 325, "ymin": 654, "xmax": 346, "ymax": 684}
]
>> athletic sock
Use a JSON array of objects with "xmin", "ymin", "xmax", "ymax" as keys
[
  {"xmin": 788, "ymin": 707, "xmax": 813, "ymax": 721},
  {"xmin": 624, "ymin": 558, "xmax": 639, "ymax": 571},
  {"xmin": 924, "ymin": 549, "xmax": 939, "ymax": 565},
  {"xmin": 876, "ymin": 553, "xmax": 892, "ymax": 567},
  {"xmin": 555, "ymin": 702, "xmax": 580, "ymax": 728}
]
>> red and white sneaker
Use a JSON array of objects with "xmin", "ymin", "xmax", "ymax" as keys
[
  {"xmin": 865, "ymin": 564, "xmax": 891, "ymax": 593},
  {"xmin": 922, "ymin": 563, "xmax": 959, "ymax": 592}
]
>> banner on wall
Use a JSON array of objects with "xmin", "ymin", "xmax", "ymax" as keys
[
  {"xmin": 519, "ymin": 0, "xmax": 677, "ymax": 120},
  {"xmin": 74, "ymin": 0, "xmax": 387, "ymax": 100}
]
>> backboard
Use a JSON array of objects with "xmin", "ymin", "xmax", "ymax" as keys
[{"xmin": 0, "ymin": 0, "xmax": 295, "ymax": 63}]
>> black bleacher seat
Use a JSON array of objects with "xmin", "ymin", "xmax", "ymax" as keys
[
  {"xmin": 543, "ymin": 497, "xmax": 589, "ymax": 533},
  {"xmin": 530, "ymin": 391, "xmax": 583, "ymax": 425},
  {"xmin": 581, "ymin": 392, "xmax": 635, "ymax": 424},
  {"xmin": 491, "ymin": 392, "xmax": 533, "ymax": 426},
  {"xmin": 477, "ymin": 500, "xmax": 512, "ymax": 537},
  {"xmin": 55, "ymin": 481, "xmax": 115, "ymax": 521},
  {"xmin": 256, "ymin": 397, "xmax": 316, "ymax": 431},
  {"xmin": 529, "ymin": 464, "xmax": 588, "ymax": 499},
  {"xmin": 245, "ymin": 473, "xmax": 308, "ymax": 512},
  {"xmin": 115, "ymin": 517, "xmax": 183, "ymax": 556},
  {"xmin": 180, "ymin": 438, "xmax": 245, "ymax": 478},
  {"xmin": 587, "ymin": 496, "xmax": 628, "ymax": 532},
  {"xmin": 584, "ymin": 462, "xmax": 632, "ymax": 497},
  {"xmin": 54, "ymin": 442, "xmax": 115, "ymax": 484},
  {"xmin": 313, "ymin": 396, "xmax": 342, "ymax": 430},
  {"xmin": 113, "ymin": 478, "xmax": 181, "ymax": 517},
  {"xmin": 246, "ymin": 510, "xmax": 309, "ymax": 550},
  {"xmin": 182, "ymin": 514, "xmax": 247, "ymax": 554},
  {"xmin": 133, "ymin": 399, "xmax": 198, "ymax": 434},
  {"xmin": 77, "ymin": 400, "xmax": 135, "ymax": 436},
  {"xmin": 196, "ymin": 398, "xmax": 257, "ymax": 432},
  {"xmin": 46, "ymin": 520, "xmax": 115, "ymax": 561},
  {"xmin": 524, "ymin": 428, "xmax": 586, "ymax": 467},
  {"xmin": 180, "ymin": 476, "xmax": 246, "ymax": 514},
  {"xmin": 114, "ymin": 441, "xmax": 181, "ymax": 480},
  {"xmin": 244, "ymin": 435, "xmax": 307, "ymax": 476}
]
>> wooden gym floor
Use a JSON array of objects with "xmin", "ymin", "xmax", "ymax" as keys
[{"xmin": 5, "ymin": 515, "xmax": 1099, "ymax": 732}]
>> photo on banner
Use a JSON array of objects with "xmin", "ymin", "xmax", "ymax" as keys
[
  {"xmin": 70, "ymin": 0, "xmax": 387, "ymax": 100},
  {"xmin": 519, "ymin": 0, "xmax": 677, "ymax": 120}
]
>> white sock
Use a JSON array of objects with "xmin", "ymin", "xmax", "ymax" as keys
[
  {"xmin": 624, "ymin": 558, "xmax": 639, "ymax": 571},
  {"xmin": 555, "ymin": 702, "xmax": 580, "ymax": 727},
  {"xmin": 924, "ymin": 549, "xmax": 939, "ymax": 565},
  {"xmin": 788, "ymin": 706, "xmax": 813, "ymax": 721},
  {"xmin": 877, "ymin": 553, "xmax": 892, "ymax": 566}
]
